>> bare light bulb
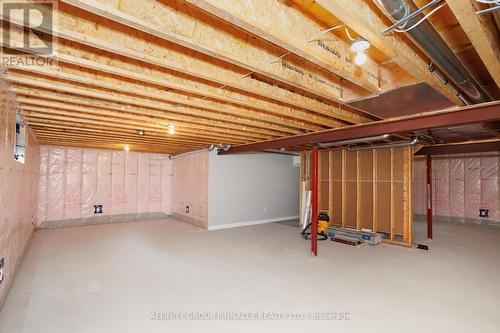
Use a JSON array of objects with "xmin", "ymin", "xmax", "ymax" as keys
[
  {"xmin": 124, "ymin": 144, "xmax": 130, "ymax": 151},
  {"xmin": 167, "ymin": 125, "xmax": 176, "ymax": 135},
  {"xmin": 354, "ymin": 52, "xmax": 367, "ymax": 66}
]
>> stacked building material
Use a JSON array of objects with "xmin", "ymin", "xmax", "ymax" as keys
[{"xmin": 326, "ymin": 227, "xmax": 382, "ymax": 245}]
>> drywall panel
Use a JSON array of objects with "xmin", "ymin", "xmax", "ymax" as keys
[
  {"xmin": 38, "ymin": 146, "xmax": 172, "ymax": 225},
  {"xmin": 208, "ymin": 151, "xmax": 300, "ymax": 229},
  {"xmin": 0, "ymin": 90, "xmax": 40, "ymax": 309}
]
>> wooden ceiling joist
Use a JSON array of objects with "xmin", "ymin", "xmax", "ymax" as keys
[
  {"xmin": 5, "ymin": 61, "xmax": 334, "ymax": 132},
  {"xmin": 11, "ymin": 86, "xmax": 293, "ymax": 137},
  {"xmin": 16, "ymin": 96, "xmax": 279, "ymax": 141},
  {"xmin": 20, "ymin": 105, "xmax": 266, "ymax": 143},
  {"xmin": 5, "ymin": 73, "xmax": 295, "ymax": 137},
  {"xmin": 61, "ymin": 0, "xmax": 372, "ymax": 99},
  {"xmin": 445, "ymin": 0, "xmax": 500, "ymax": 89},
  {"xmin": 1, "ymin": 0, "xmax": 496, "ymax": 154},
  {"xmin": 2, "ymin": 1, "xmax": 372, "ymax": 124},
  {"xmin": 183, "ymin": 0, "xmax": 398, "ymax": 93},
  {"xmin": 310, "ymin": 0, "xmax": 464, "ymax": 105},
  {"xmin": 22, "ymin": 111, "xmax": 244, "ymax": 146},
  {"xmin": 51, "ymin": 50, "xmax": 340, "ymax": 130}
]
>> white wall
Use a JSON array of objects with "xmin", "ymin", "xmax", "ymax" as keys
[{"xmin": 208, "ymin": 151, "xmax": 300, "ymax": 230}]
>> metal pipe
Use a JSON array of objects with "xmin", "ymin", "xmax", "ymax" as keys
[
  {"xmin": 382, "ymin": 0, "xmax": 441, "ymax": 33},
  {"xmin": 377, "ymin": 0, "xmax": 490, "ymax": 103},
  {"xmin": 318, "ymin": 134, "xmax": 391, "ymax": 148},
  {"xmin": 347, "ymin": 136, "xmax": 419, "ymax": 151},
  {"xmin": 426, "ymin": 154, "xmax": 433, "ymax": 239},
  {"xmin": 476, "ymin": 5, "xmax": 500, "ymax": 15},
  {"xmin": 264, "ymin": 149, "xmax": 301, "ymax": 156},
  {"xmin": 311, "ymin": 147, "xmax": 319, "ymax": 257}
]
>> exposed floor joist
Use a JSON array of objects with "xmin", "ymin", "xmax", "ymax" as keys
[
  {"xmin": 309, "ymin": 0, "xmax": 464, "ymax": 105},
  {"xmin": 445, "ymin": 0, "xmax": 500, "ymax": 89}
]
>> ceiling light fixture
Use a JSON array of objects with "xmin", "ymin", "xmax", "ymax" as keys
[
  {"xmin": 137, "ymin": 129, "xmax": 145, "ymax": 136},
  {"xmin": 124, "ymin": 144, "xmax": 130, "ymax": 151},
  {"xmin": 350, "ymin": 38, "xmax": 370, "ymax": 66},
  {"xmin": 167, "ymin": 125, "xmax": 176, "ymax": 135}
]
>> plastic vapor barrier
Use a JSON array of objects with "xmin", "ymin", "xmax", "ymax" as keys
[
  {"xmin": 413, "ymin": 153, "xmax": 500, "ymax": 222},
  {"xmin": 38, "ymin": 146, "xmax": 173, "ymax": 226}
]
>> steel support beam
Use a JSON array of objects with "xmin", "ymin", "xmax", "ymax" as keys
[
  {"xmin": 219, "ymin": 101, "xmax": 500, "ymax": 155},
  {"xmin": 311, "ymin": 147, "xmax": 319, "ymax": 257},
  {"xmin": 426, "ymin": 155, "xmax": 433, "ymax": 240},
  {"xmin": 416, "ymin": 140, "xmax": 500, "ymax": 155}
]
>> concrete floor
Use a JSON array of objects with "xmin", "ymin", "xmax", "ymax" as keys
[{"xmin": 1, "ymin": 218, "xmax": 499, "ymax": 333}]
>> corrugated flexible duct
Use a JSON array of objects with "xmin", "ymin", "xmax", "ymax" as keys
[{"xmin": 376, "ymin": 0, "xmax": 490, "ymax": 103}]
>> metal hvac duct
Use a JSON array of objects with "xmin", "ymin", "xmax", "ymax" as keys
[{"xmin": 376, "ymin": 0, "xmax": 490, "ymax": 103}]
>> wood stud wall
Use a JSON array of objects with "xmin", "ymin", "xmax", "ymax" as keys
[{"xmin": 308, "ymin": 147, "xmax": 413, "ymax": 246}]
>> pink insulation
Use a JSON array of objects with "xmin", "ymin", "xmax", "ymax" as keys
[
  {"xmin": 171, "ymin": 151, "xmax": 209, "ymax": 228},
  {"xmin": 0, "ymin": 90, "xmax": 40, "ymax": 307},
  {"xmin": 38, "ymin": 146, "xmax": 173, "ymax": 224},
  {"xmin": 413, "ymin": 153, "xmax": 500, "ymax": 222}
]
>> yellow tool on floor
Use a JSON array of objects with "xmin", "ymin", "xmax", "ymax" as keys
[
  {"xmin": 300, "ymin": 212, "xmax": 330, "ymax": 241},
  {"xmin": 318, "ymin": 212, "xmax": 330, "ymax": 234}
]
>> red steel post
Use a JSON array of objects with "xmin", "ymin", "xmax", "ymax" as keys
[
  {"xmin": 311, "ymin": 147, "xmax": 319, "ymax": 256},
  {"xmin": 426, "ymin": 154, "xmax": 433, "ymax": 239}
]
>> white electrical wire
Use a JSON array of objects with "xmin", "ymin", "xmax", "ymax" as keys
[
  {"xmin": 344, "ymin": 27, "xmax": 356, "ymax": 41},
  {"xmin": 394, "ymin": 2, "xmax": 447, "ymax": 33},
  {"xmin": 306, "ymin": 25, "xmax": 344, "ymax": 43},
  {"xmin": 475, "ymin": 0, "xmax": 500, "ymax": 4}
]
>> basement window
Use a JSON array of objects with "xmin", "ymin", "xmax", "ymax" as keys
[{"xmin": 14, "ymin": 111, "xmax": 26, "ymax": 164}]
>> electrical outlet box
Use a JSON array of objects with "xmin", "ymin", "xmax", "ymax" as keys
[
  {"xmin": 94, "ymin": 204, "xmax": 103, "ymax": 214},
  {"xmin": 0, "ymin": 257, "xmax": 5, "ymax": 285},
  {"xmin": 185, "ymin": 205, "xmax": 190, "ymax": 213}
]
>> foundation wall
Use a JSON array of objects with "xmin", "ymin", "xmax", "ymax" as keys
[
  {"xmin": 0, "ymin": 90, "xmax": 40, "ymax": 309},
  {"xmin": 413, "ymin": 152, "xmax": 500, "ymax": 223},
  {"xmin": 37, "ymin": 146, "xmax": 172, "ymax": 227},
  {"xmin": 171, "ymin": 150, "xmax": 209, "ymax": 228}
]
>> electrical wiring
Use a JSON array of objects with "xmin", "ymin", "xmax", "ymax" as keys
[
  {"xmin": 306, "ymin": 25, "xmax": 344, "ymax": 43},
  {"xmin": 394, "ymin": 2, "xmax": 447, "ymax": 33},
  {"xmin": 344, "ymin": 27, "xmax": 356, "ymax": 41},
  {"xmin": 475, "ymin": 0, "xmax": 500, "ymax": 4}
]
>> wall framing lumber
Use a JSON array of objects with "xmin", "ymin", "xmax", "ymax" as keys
[
  {"xmin": 446, "ymin": 0, "xmax": 500, "ymax": 89},
  {"xmin": 315, "ymin": 146, "xmax": 413, "ymax": 246}
]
